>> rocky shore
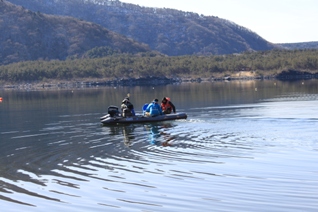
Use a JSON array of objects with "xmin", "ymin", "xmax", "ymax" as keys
[
  {"xmin": 1, "ymin": 70, "xmax": 317, "ymax": 90},
  {"xmin": 0, "ymin": 76, "xmax": 264, "ymax": 90}
]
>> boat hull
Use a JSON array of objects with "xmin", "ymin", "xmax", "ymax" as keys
[{"xmin": 100, "ymin": 112, "xmax": 187, "ymax": 125}]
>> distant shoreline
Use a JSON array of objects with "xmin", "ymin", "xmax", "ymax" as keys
[{"xmin": 1, "ymin": 72, "xmax": 317, "ymax": 90}]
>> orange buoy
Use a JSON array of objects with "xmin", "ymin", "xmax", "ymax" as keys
[{"xmin": 0, "ymin": 97, "xmax": 2, "ymax": 102}]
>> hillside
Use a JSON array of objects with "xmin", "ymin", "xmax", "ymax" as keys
[
  {"xmin": 6, "ymin": 0, "xmax": 277, "ymax": 56},
  {"xmin": 2, "ymin": 49, "xmax": 318, "ymax": 84},
  {"xmin": 0, "ymin": 1, "xmax": 150, "ymax": 65},
  {"xmin": 279, "ymin": 41, "xmax": 318, "ymax": 50}
]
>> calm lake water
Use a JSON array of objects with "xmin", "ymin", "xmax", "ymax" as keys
[{"xmin": 0, "ymin": 80, "xmax": 318, "ymax": 211}]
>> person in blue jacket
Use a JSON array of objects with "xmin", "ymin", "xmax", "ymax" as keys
[{"xmin": 145, "ymin": 99, "xmax": 163, "ymax": 117}]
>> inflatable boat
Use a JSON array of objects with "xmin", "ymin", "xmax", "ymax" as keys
[{"xmin": 100, "ymin": 106, "xmax": 187, "ymax": 125}]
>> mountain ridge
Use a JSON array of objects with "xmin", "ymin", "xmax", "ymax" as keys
[
  {"xmin": 2, "ymin": 0, "xmax": 317, "ymax": 66},
  {"xmin": 279, "ymin": 41, "xmax": 318, "ymax": 50},
  {"xmin": 0, "ymin": 1, "xmax": 150, "ymax": 65},
  {"xmin": 5, "ymin": 0, "xmax": 277, "ymax": 56}
]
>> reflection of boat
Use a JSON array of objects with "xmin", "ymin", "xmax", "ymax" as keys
[
  {"xmin": 100, "ymin": 106, "xmax": 187, "ymax": 125},
  {"xmin": 143, "ymin": 123, "xmax": 175, "ymax": 146}
]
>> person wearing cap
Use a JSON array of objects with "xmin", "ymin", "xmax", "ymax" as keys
[
  {"xmin": 145, "ymin": 99, "xmax": 163, "ymax": 117},
  {"xmin": 121, "ymin": 97, "xmax": 135, "ymax": 117},
  {"xmin": 161, "ymin": 97, "xmax": 176, "ymax": 114}
]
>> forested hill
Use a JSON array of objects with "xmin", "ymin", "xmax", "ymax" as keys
[
  {"xmin": 0, "ymin": 1, "xmax": 150, "ymax": 65},
  {"xmin": 279, "ymin": 42, "xmax": 318, "ymax": 50},
  {"xmin": 6, "ymin": 0, "xmax": 277, "ymax": 56}
]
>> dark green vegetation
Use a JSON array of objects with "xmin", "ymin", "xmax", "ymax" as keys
[
  {"xmin": 0, "ymin": 1, "xmax": 149, "ymax": 65},
  {"xmin": 6, "ymin": 0, "xmax": 276, "ymax": 57},
  {"xmin": 1, "ymin": 49, "xmax": 318, "ymax": 83}
]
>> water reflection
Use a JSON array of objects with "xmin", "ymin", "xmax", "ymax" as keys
[
  {"xmin": 1, "ymin": 80, "xmax": 318, "ymax": 211},
  {"xmin": 104, "ymin": 122, "xmax": 176, "ymax": 147},
  {"xmin": 143, "ymin": 123, "xmax": 175, "ymax": 146},
  {"xmin": 122, "ymin": 125, "xmax": 135, "ymax": 147}
]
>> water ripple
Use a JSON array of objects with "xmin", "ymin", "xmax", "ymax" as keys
[{"xmin": 1, "ymin": 98, "xmax": 318, "ymax": 211}]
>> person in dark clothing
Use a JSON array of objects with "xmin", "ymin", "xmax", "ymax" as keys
[{"xmin": 121, "ymin": 97, "xmax": 135, "ymax": 117}]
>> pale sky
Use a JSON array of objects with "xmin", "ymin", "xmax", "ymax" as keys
[{"xmin": 120, "ymin": 0, "xmax": 318, "ymax": 44}]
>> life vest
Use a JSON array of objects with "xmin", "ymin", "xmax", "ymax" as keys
[{"xmin": 161, "ymin": 97, "xmax": 172, "ymax": 111}]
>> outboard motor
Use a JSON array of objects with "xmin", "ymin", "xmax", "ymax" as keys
[{"xmin": 108, "ymin": 106, "xmax": 119, "ymax": 117}]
